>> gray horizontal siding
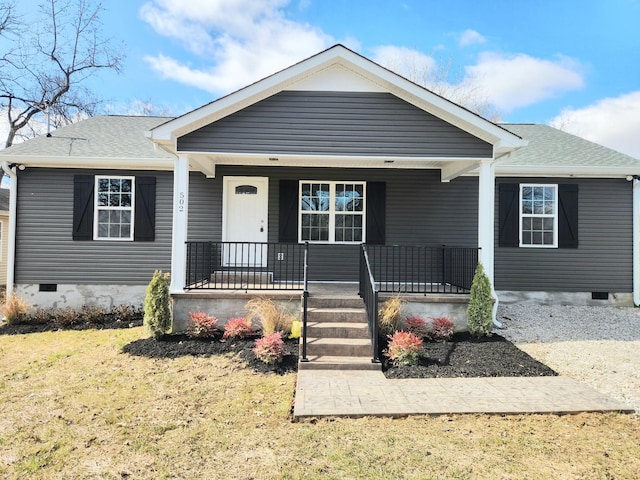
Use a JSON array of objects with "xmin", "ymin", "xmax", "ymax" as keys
[
  {"xmin": 495, "ymin": 178, "xmax": 633, "ymax": 292},
  {"xmin": 178, "ymin": 91, "xmax": 492, "ymax": 158},
  {"xmin": 197, "ymin": 166, "xmax": 479, "ymax": 281},
  {"xmin": 15, "ymin": 168, "xmax": 172, "ymax": 285}
]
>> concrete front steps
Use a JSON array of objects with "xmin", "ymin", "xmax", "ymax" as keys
[{"xmin": 299, "ymin": 295, "xmax": 381, "ymax": 371}]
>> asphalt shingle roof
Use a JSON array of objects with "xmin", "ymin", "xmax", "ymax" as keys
[
  {"xmin": 1, "ymin": 116, "xmax": 638, "ymax": 172},
  {"xmin": 0, "ymin": 115, "xmax": 174, "ymax": 160},
  {"xmin": 501, "ymin": 123, "xmax": 640, "ymax": 168}
]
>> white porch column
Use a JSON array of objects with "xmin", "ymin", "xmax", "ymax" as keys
[
  {"xmin": 633, "ymin": 178, "xmax": 640, "ymax": 306},
  {"xmin": 170, "ymin": 155, "xmax": 189, "ymax": 293},
  {"xmin": 477, "ymin": 159, "xmax": 499, "ymax": 323}
]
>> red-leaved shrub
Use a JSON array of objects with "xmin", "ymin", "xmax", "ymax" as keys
[
  {"xmin": 186, "ymin": 311, "xmax": 219, "ymax": 338},
  {"xmin": 223, "ymin": 317, "xmax": 255, "ymax": 339},
  {"xmin": 429, "ymin": 316, "xmax": 454, "ymax": 341},
  {"xmin": 253, "ymin": 332, "xmax": 285, "ymax": 364},
  {"xmin": 403, "ymin": 316, "xmax": 429, "ymax": 338},
  {"xmin": 383, "ymin": 331, "xmax": 423, "ymax": 366}
]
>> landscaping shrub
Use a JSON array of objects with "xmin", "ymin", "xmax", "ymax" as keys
[
  {"xmin": 222, "ymin": 317, "xmax": 254, "ymax": 339},
  {"xmin": 55, "ymin": 308, "xmax": 82, "ymax": 326},
  {"xmin": 429, "ymin": 316, "xmax": 454, "ymax": 341},
  {"xmin": 186, "ymin": 311, "xmax": 219, "ymax": 339},
  {"xmin": 144, "ymin": 270, "xmax": 171, "ymax": 338},
  {"xmin": 378, "ymin": 295, "xmax": 404, "ymax": 336},
  {"xmin": 466, "ymin": 262, "xmax": 493, "ymax": 337},
  {"xmin": 384, "ymin": 331, "xmax": 424, "ymax": 366},
  {"xmin": 80, "ymin": 305, "xmax": 108, "ymax": 324},
  {"xmin": 404, "ymin": 316, "xmax": 430, "ymax": 338},
  {"xmin": 112, "ymin": 304, "xmax": 143, "ymax": 323},
  {"xmin": 29, "ymin": 307, "xmax": 53, "ymax": 325},
  {"xmin": 245, "ymin": 298, "xmax": 295, "ymax": 335},
  {"xmin": 253, "ymin": 332, "xmax": 285, "ymax": 364},
  {"xmin": 1, "ymin": 295, "xmax": 30, "ymax": 325}
]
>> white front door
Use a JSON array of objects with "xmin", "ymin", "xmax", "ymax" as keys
[{"xmin": 223, "ymin": 176, "xmax": 269, "ymax": 267}]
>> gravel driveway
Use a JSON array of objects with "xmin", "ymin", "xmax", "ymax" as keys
[{"xmin": 498, "ymin": 304, "xmax": 640, "ymax": 413}]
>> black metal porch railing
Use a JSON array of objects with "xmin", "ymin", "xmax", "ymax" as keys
[
  {"xmin": 366, "ymin": 245, "xmax": 479, "ymax": 294},
  {"xmin": 185, "ymin": 242, "xmax": 306, "ymax": 290},
  {"xmin": 359, "ymin": 244, "xmax": 380, "ymax": 363}
]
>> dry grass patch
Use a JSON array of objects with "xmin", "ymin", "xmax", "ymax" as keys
[{"xmin": 0, "ymin": 327, "xmax": 638, "ymax": 479}]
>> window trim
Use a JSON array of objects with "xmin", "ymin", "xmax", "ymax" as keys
[
  {"xmin": 93, "ymin": 175, "xmax": 136, "ymax": 241},
  {"xmin": 298, "ymin": 180, "xmax": 366, "ymax": 244},
  {"xmin": 519, "ymin": 183, "xmax": 558, "ymax": 248}
]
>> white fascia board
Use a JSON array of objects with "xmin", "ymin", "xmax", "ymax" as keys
[
  {"xmin": 147, "ymin": 45, "xmax": 527, "ymax": 155},
  {"xmin": 495, "ymin": 165, "xmax": 640, "ymax": 178},
  {"xmin": 1, "ymin": 155, "xmax": 175, "ymax": 170}
]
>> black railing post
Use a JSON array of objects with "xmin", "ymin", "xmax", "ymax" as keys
[{"xmin": 301, "ymin": 242, "xmax": 309, "ymax": 362}]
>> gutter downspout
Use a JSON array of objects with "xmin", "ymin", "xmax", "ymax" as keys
[
  {"xmin": 1, "ymin": 161, "xmax": 17, "ymax": 300},
  {"xmin": 633, "ymin": 178, "xmax": 640, "ymax": 306}
]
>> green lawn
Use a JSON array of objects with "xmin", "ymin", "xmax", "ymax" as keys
[{"xmin": 0, "ymin": 327, "xmax": 638, "ymax": 479}]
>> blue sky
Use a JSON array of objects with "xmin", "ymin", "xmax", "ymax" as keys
[{"xmin": 18, "ymin": 0, "xmax": 640, "ymax": 158}]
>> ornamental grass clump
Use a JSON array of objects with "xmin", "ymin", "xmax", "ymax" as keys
[
  {"xmin": 429, "ymin": 316, "xmax": 455, "ymax": 342},
  {"xmin": 186, "ymin": 311, "xmax": 219, "ymax": 339},
  {"xmin": 384, "ymin": 331, "xmax": 424, "ymax": 366},
  {"xmin": 144, "ymin": 270, "xmax": 171, "ymax": 338},
  {"xmin": 1, "ymin": 294, "xmax": 30, "ymax": 325},
  {"xmin": 404, "ymin": 316, "xmax": 430, "ymax": 338},
  {"xmin": 378, "ymin": 295, "xmax": 405, "ymax": 336},
  {"xmin": 253, "ymin": 332, "xmax": 285, "ymax": 364},
  {"xmin": 466, "ymin": 262, "xmax": 493, "ymax": 337},
  {"xmin": 245, "ymin": 297, "xmax": 295, "ymax": 335},
  {"xmin": 222, "ymin": 317, "xmax": 254, "ymax": 340}
]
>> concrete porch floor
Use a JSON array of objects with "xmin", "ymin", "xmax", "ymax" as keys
[{"xmin": 293, "ymin": 370, "xmax": 634, "ymax": 418}]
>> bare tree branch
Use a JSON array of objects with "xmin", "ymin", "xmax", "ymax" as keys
[{"xmin": 0, "ymin": 0, "xmax": 123, "ymax": 147}]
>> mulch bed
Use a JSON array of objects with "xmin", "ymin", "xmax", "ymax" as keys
[
  {"xmin": 122, "ymin": 333, "xmax": 299, "ymax": 375},
  {"xmin": 0, "ymin": 319, "xmax": 556, "ymax": 378},
  {"xmin": 381, "ymin": 332, "xmax": 557, "ymax": 378}
]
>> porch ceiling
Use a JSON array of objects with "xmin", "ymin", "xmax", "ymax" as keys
[{"xmin": 185, "ymin": 152, "xmax": 482, "ymax": 181}]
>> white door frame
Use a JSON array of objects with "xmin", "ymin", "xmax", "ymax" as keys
[{"xmin": 222, "ymin": 176, "xmax": 269, "ymax": 267}]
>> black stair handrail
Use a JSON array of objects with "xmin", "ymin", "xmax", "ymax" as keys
[
  {"xmin": 359, "ymin": 244, "xmax": 380, "ymax": 363},
  {"xmin": 301, "ymin": 242, "xmax": 309, "ymax": 362}
]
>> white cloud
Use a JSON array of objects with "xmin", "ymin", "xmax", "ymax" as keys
[
  {"xmin": 139, "ymin": 0, "xmax": 333, "ymax": 96},
  {"xmin": 459, "ymin": 29, "xmax": 486, "ymax": 47},
  {"xmin": 465, "ymin": 52, "xmax": 584, "ymax": 113},
  {"xmin": 550, "ymin": 91, "xmax": 640, "ymax": 159},
  {"xmin": 371, "ymin": 45, "xmax": 436, "ymax": 83}
]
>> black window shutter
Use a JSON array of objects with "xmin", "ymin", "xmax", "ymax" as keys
[
  {"xmin": 73, "ymin": 175, "xmax": 95, "ymax": 240},
  {"xmin": 134, "ymin": 177, "xmax": 156, "ymax": 242},
  {"xmin": 279, "ymin": 179, "xmax": 298, "ymax": 243},
  {"xmin": 558, "ymin": 184, "xmax": 578, "ymax": 248},
  {"xmin": 498, "ymin": 183, "xmax": 519, "ymax": 247},
  {"xmin": 366, "ymin": 182, "xmax": 386, "ymax": 245}
]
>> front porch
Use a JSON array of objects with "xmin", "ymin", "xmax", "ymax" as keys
[{"xmin": 172, "ymin": 243, "xmax": 476, "ymax": 368}]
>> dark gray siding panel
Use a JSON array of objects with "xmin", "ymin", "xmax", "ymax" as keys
[
  {"xmin": 206, "ymin": 166, "xmax": 479, "ymax": 281},
  {"xmin": 495, "ymin": 178, "xmax": 633, "ymax": 292},
  {"xmin": 187, "ymin": 172, "xmax": 221, "ymax": 241},
  {"xmin": 15, "ymin": 168, "xmax": 172, "ymax": 285},
  {"xmin": 178, "ymin": 91, "xmax": 492, "ymax": 158}
]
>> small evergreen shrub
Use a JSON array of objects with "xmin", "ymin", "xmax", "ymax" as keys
[
  {"xmin": 144, "ymin": 270, "xmax": 171, "ymax": 338},
  {"xmin": 467, "ymin": 262, "xmax": 493, "ymax": 337},
  {"xmin": 222, "ymin": 317, "xmax": 254, "ymax": 339},
  {"xmin": 378, "ymin": 295, "xmax": 405, "ymax": 336},
  {"xmin": 186, "ymin": 311, "xmax": 219, "ymax": 338},
  {"xmin": 384, "ymin": 331, "xmax": 424, "ymax": 366},
  {"xmin": 429, "ymin": 316, "xmax": 454, "ymax": 341},
  {"xmin": 253, "ymin": 332, "xmax": 285, "ymax": 364},
  {"xmin": 1, "ymin": 295, "xmax": 30, "ymax": 325},
  {"xmin": 404, "ymin": 316, "xmax": 430, "ymax": 338},
  {"xmin": 245, "ymin": 298, "xmax": 295, "ymax": 335}
]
